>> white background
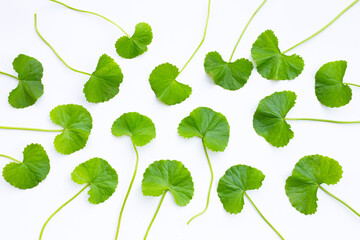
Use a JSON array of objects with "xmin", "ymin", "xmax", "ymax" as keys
[{"xmin": 0, "ymin": 0, "xmax": 360, "ymax": 239}]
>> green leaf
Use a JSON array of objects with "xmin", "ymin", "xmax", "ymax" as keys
[
  {"xmin": 204, "ymin": 51, "xmax": 254, "ymax": 90},
  {"xmin": 285, "ymin": 155, "xmax": 343, "ymax": 215},
  {"xmin": 2, "ymin": 144, "xmax": 50, "ymax": 189},
  {"xmin": 253, "ymin": 91, "xmax": 296, "ymax": 147},
  {"xmin": 149, "ymin": 63, "xmax": 192, "ymax": 105},
  {"xmin": 8, "ymin": 54, "xmax": 44, "ymax": 108},
  {"xmin": 111, "ymin": 112, "xmax": 156, "ymax": 146},
  {"xmin": 142, "ymin": 160, "xmax": 194, "ymax": 206},
  {"xmin": 217, "ymin": 164, "xmax": 265, "ymax": 214},
  {"xmin": 115, "ymin": 22, "xmax": 153, "ymax": 59},
  {"xmin": 178, "ymin": 107, "xmax": 230, "ymax": 152},
  {"xmin": 251, "ymin": 30, "xmax": 304, "ymax": 80},
  {"xmin": 50, "ymin": 104, "xmax": 93, "ymax": 155},
  {"xmin": 83, "ymin": 54, "xmax": 123, "ymax": 103},
  {"xmin": 71, "ymin": 157, "xmax": 118, "ymax": 204},
  {"xmin": 315, "ymin": 60, "xmax": 352, "ymax": 108}
]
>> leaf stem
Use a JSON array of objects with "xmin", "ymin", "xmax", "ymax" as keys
[
  {"xmin": 0, "ymin": 154, "xmax": 22, "ymax": 164},
  {"xmin": 49, "ymin": 0, "xmax": 130, "ymax": 37},
  {"xmin": 34, "ymin": 14, "xmax": 91, "ymax": 76},
  {"xmin": 144, "ymin": 191, "xmax": 167, "ymax": 240},
  {"xmin": 0, "ymin": 126, "xmax": 63, "ymax": 132},
  {"xmin": 39, "ymin": 184, "xmax": 90, "ymax": 240},
  {"xmin": 115, "ymin": 142, "xmax": 139, "ymax": 240},
  {"xmin": 245, "ymin": 192, "xmax": 284, "ymax": 240},
  {"xmin": 187, "ymin": 140, "xmax": 213, "ymax": 224},
  {"xmin": 282, "ymin": 0, "xmax": 359, "ymax": 54},
  {"xmin": 0, "ymin": 71, "xmax": 18, "ymax": 80},
  {"xmin": 229, "ymin": 0, "xmax": 267, "ymax": 62},
  {"xmin": 285, "ymin": 118, "xmax": 360, "ymax": 124},
  {"xmin": 344, "ymin": 82, "xmax": 360, "ymax": 88},
  {"xmin": 179, "ymin": 0, "xmax": 211, "ymax": 75}
]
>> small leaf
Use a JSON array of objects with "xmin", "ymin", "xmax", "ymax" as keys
[
  {"xmin": 3, "ymin": 144, "xmax": 50, "ymax": 189},
  {"xmin": 111, "ymin": 112, "xmax": 156, "ymax": 146},
  {"xmin": 204, "ymin": 51, "xmax": 254, "ymax": 90},
  {"xmin": 149, "ymin": 63, "xmax": 192, "ymax": 105},
  {"xmin": 251, "ymin": 30, "xmax": 304, "ymax": 80},
  {"xmin": 285, "ymin": 155, "xmax": 343, "ymax": 215},
  {"xmin": 253, "ymin": 91, "xmax": 296, "ymax": 147},
  {"xmin": 217, "ymin": 164, "xmax": 265, "ymax": 214},
  {"xmin": 71, "ymin": 157, "xmax": 118, "ymax": 204},
  {"xmin": 8, "ymin": 54, "xmax": 44, "ymax": 108},
  {"xmin": 178, "ymin": 107, "xmax": 230, "ymax": 152},
  {"xmin": 142, "ymin": 160, "xmax": 194, "ymax": 206},
  {"xmin": 50, "ymin": 104, "xmax": 93, "ymax": 155},
  {"xmin": 315, "ymin": 60, "xmax": 352, "ymax": 108},
  {"xmin": 115, "ymin": 22, "xmax": 153, "ymax": 59},
  {"xmin": 83, "ymin": 54, "xmax": 123, "ymax": 103}
]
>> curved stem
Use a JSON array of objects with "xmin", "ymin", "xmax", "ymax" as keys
[
  {"xmin": 282, "ymin": 0, "xmax": 359, "ymax": 54},
  {"xmin": 319, "ymin": 185, "xmax": 360, "ymax": 217},
  {"xmin": 39, "ymin": 184, "xmax": 89, "ymax": 240},
  {"xmin": 245, "ymin": 193, "xmax": 284, "ymax": 239},
  {"xmin": 285, "ymin": 118, "xmax": 360, "ymax": 124},
  {"xmin": 179, "ymin": 0, "xmax": 211, "ymax": 75},
  {"xmin": 229, "ymin": 0, "xmax": 267, "ymax": 62},
  {"xmin": 115, "ymin": 142, "xmax": 139, "ymax": 240},
  {"xmin": 0, "ymin": 154, "xmax": 22, "ymax": 164},
  {"xmin": 0, "ymin": 126, "xmax": 63, "ymax": 132},
  {"xmin": 34, "ymin": 14, "xmax": 91, "ymax": 76},
  {"xmin": 345, "ymin": 82, "xmax": 360, "ymax": 88},
  {"xmin": 187, "ymin": 140, "xmax": 213, "ymax": 224},
  {"xmin": 0, "ymin": 71, "xmax": 18, "ymax": 80},
  {"xmin": 50, "ymin": 0, "xmax": 130, "ymax": 37},
  {"xmin": 144, "ymin": 191, "xmax": 167, "ymax": 240}
]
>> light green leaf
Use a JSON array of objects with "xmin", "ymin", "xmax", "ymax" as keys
[
  {"xmin": 285, "ymin": 155, "xmax": 343, "ymax": 215},
  {"xmin": 115, "ymin": 22, "xmax": 153, "ymax": 59},
  {"xmin": 2, "ymin": 144, "xmax": 50, "ymax": 189},
  {"xmin": 111, "ymin": 112, "xmax": 156, "ymax": 146},
  {"xmin": 178, "ymin": 107, "xmax": 230, "ymax": 152},
  {"xmin": 204, "ymin": 51, "xmax": 253, "ymax": 90},
  {"xmin": 149, "ymin": 63, "xmax": 192, "ymax": 105},
  {"xmin": 251, "ymin": 30, "xmax": 304, "ymax": 80},
  {"xmin": 71, "ymin": 157, "xmax": 118, "ymax": 204},
  {"xmin": 142, "ymin": 160, "xmax": 194, "ymax": 206}
]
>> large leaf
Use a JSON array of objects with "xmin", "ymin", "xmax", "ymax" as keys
[
  {"xmin": 204, "ymin": 51, "xmax": 253, "ymax": 90},
  {"xmin": 50, "ymin": 104, "xmax": 93, "ymax": 155},
  {"xmin": 111, "ymin": 112, "xmax": 156, "ymax": 146},
  {"xmin": 251, "ymin": 30, "xmax": 304, "ymax": 80},
  {"xmin": 71, "ymin": 157, "xmax": 118, "ymax": 204},
  {"xmin": 115, "ymin": 22, "xmax": 153, "ymax": 59},
  {"xmin": 253, "ymin": 91, "xmax": 296, "ymax": 147},
  {"xmin": 2, "ymin": 144, "xmax": 50, "ymax": 189},
  {"xmin": 142, "ymin": 160, "xmax": 194, "ymax": 206},
  {"xmin": 285, "ymin": 155, "xmax": 343, "ymax": 215},
  {"xmin": 149, "ymin": 63, "xmax": 192, "ymax": 105}
]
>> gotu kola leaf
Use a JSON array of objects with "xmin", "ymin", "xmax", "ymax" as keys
[{"xmin": 1, "ymin": 143, "xmax": 50, "ymax": 189}]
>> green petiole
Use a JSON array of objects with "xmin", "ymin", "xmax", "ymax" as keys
[
  {"xmin": 0, "ymin": 71, "xmax": 18, "ymax": 80},
  {"xmin": 0, "ymin": 154, "xmax": 22, "ymax": 164},
  {"xmin": 344, "ymin": 82, "xmax": 360, "ymax": 88},
  {"xmin": 0, "ymin": 126, "xmax": 62, "ymax": 133},
  {"xmin": 285, "ymin": 118, "xmax": 360, "ymax": 124}
]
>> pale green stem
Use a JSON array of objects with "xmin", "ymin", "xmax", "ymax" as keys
[
  {"xmin": 245, "ymin": 193, "xmax": 284, "ymax": 240},
  {"xmin": 344, "ymin": 82, "xmax": 360, "ymax": 88},
  {"xmin": 285, "ymin": 118, "xmax": 360, "ymax": 124},
  {"xmin": 0, "ymin": 71, "xmax": 18, "ymax": 80},
  {"xmin": 0, "ymin": 154, "xmax": 22, "ymax": 164},
  {"xmin": 187, "ymin": 140, "xmax": 213, "ymax": 224},
  {"xmin": 39, "ymin": 184, "xmax": 90, "ymax": 240},
  {"xmin": 115, "ymin": 142, "xmax": 139, "ymax": 240},
  {"xmin": 0, "ymin": 126, "xmax": 62, "ymax": 132},
  {"xmin": 34, "ymin": 14, "xmax": 91, "ymax": 76},
  {"xmin": 282, "ymin": 0, "xmax": 359, "ymax": 54},
  {"xmin": 229, "ymin": 0, "xmax": 267, "ymax": 62},
  {"xmin": 144, "ymin": 191, "xmax": 167, "ymax": 240}
]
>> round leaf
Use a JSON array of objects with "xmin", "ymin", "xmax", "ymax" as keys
[
  {"xmin": 3, "ymin": 144, "xmax": 50, "ymax": 189},
  {"xmin": 285, "ymin": 155, "xmax": 343, "ymax": 215},
  {"xmin": 315, "ymin": 60, "xmax": 352, "ymax": 108},
  {"xmin": 178, "ymin": 107, "xmax": 230, "ymax": 152},
  {"xmin": 251, "ymin": 30, "xmax": 304, "ymax": 80},
  {"xmin": 204, "ymin": 51, "xmax": 254, "ymax": 90},
  {"xmin": 149, "ymin": 63, "xmax": 192, "ymax": 105},
  {"xmin": 71, "ymin": 157, "xmax": 118, "ymax": 204},
  {"xmin": 50, "ymin": 104, "xmax": 93, "ymax": 155},
  {"xmin": 142, "ymin": 160, "xmax": 194, "ymax": 207},
  {"xmin": 253, "ymin": 91, "xmax": 296, "ymax": 147},
  {"xmin": 217, "ymin": 164, "xmax": 265, "ymax": 214},
  {"xmin": 111, "ymin": 112, "xmax": 156, "ymax": 146},
  {"xmin": 115, "ymin": 22, "xmax": 153, "ymax": 59}
]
